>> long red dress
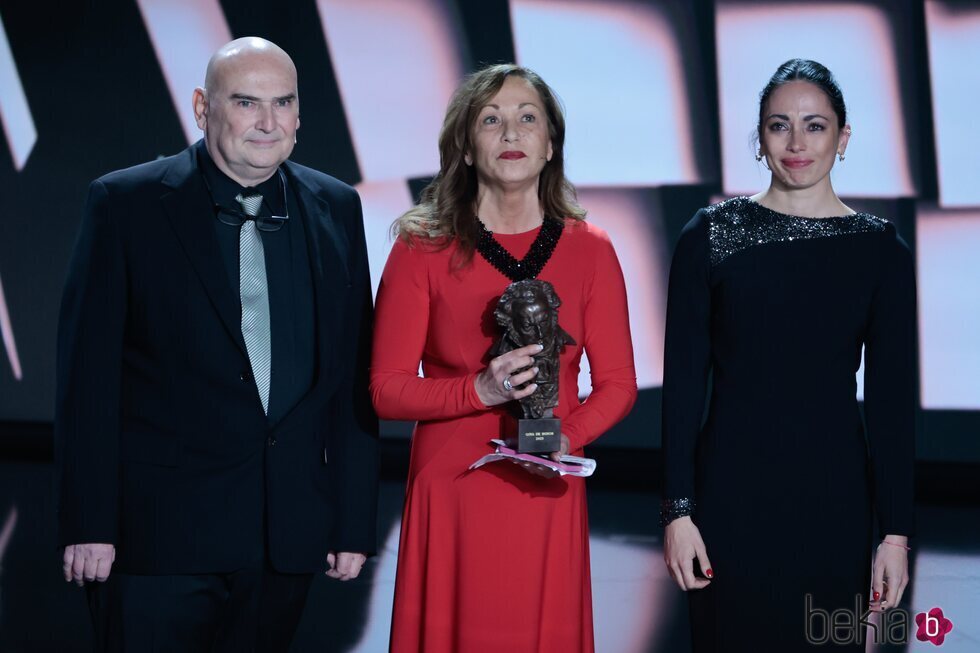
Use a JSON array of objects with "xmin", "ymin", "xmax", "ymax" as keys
[{"xmin": 371, "ymin": 219, "xmax": 637, "ymax": 653}]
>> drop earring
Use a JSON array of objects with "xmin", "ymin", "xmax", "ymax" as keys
[
  {"xmin": 837, "ymin": 151, "xmax": 845, "ymax": 162},
  {"xmin": 755, "ymin": 150, "xmax": 763, "ymax": 162}
]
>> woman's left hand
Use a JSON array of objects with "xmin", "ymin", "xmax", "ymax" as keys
[
  {"xmin": 870, "ymin": 535, "xmax": 910, "ymax": 612},
  {"xmin": 506, "ymin": 435, "xmax": 569, "ymax": 477},
  {"xmin": 548, "ymin": 435, "xmax": 570, "ymax": 463}
]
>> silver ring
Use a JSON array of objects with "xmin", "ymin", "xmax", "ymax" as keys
[{"xmin": 502, "ymin": 377, "xmax": 514, "ymax": 392}]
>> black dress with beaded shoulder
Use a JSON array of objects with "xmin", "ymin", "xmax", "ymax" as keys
[{"xmin": 661, "ymin": 197, "xmax": 916, "ymax": 652}]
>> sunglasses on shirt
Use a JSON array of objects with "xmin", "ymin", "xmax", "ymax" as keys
[{"xmin": 208, "ymin": 169, "xmax": 290, "ymax": 232}]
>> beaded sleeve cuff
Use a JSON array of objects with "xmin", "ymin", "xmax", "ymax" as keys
[{"xmin": 660, "ymin": 498, "xmax": 695, "ymax": 527}]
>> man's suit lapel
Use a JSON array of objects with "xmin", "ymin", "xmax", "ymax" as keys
[
  {"xmin": 160, "ymin": 142, "xmax": 248, "ymax": 356},
  {"xmin": 155, "ymin": 145, "xmax": 352, "ymax": 411},
  {"xmin": 285, "ymin": 163, "xmax": 351, "ymax": 381}
]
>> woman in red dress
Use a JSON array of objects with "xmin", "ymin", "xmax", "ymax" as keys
[{"xmin": 370, "ymin": 64, "xmax": 637, "ymax": 652}]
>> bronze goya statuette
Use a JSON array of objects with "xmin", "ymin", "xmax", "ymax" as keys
[{"xmin": 489, "ymin": 280, "xmax": 575, "ymax": 452}]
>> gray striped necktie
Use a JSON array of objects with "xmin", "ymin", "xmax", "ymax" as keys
[{"xmin": 235, "ymin": 192, "xmax": 271, "ymax": 415}]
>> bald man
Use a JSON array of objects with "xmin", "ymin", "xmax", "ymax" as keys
[{"xmin": 55, "ymin": 38, "xmax": 378, "ymax": 651}]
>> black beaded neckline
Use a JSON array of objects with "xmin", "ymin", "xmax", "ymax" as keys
[
  {"xmin": 475, "ymin": 217, "xmax": 563, "ymax": 282},
  {"xmin": 706, "ymin": 196, "xmax": 887, "ymax": 267},
  {"xmin": 745, "ymin": 197, "xmax": 868, "ymax": 221}
]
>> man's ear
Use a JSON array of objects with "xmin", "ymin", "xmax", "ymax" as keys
[{"xmin": 192, "ymin": 87, "xmax": 208, "ymax": 131}]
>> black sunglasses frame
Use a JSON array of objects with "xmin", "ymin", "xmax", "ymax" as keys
[{"xmin": 205, "ymin": 169, "xmax": 290, "ymax": 232}]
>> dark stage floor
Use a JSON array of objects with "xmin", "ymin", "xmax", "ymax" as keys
[{"xmin": 0, "ymin": 446, "xmax": 977, "ymax": 652}]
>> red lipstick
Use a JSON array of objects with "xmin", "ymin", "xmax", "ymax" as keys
[{"xmin": 499, "ymin": 151, "xmax": 526, "ymax": 160}]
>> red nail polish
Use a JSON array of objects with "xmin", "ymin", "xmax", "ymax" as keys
[
  {"xmin": 873, "ymin": 591, "xmax": 880, "ymax": 601},
  {"xmin": 705, "ymin": 568, "xmax": 714, "ymax": 579}
]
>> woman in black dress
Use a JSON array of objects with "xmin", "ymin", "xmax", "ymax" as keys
[{"xmin": 661, "ymin": 59, "xmax": 915, "ymax": 651}]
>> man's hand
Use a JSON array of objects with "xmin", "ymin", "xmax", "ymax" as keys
[
  {"xmin": 326, "ymin": 551, "xmax": 367, "ymax": 581},
  {"xmin": 63, "ymin": 543, "xmax": 115, "ymax": 586}
]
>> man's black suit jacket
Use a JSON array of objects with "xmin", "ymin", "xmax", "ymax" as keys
[{"xmin": 55, "ymin": 140, "xmax": 378, "ymax": 575}]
